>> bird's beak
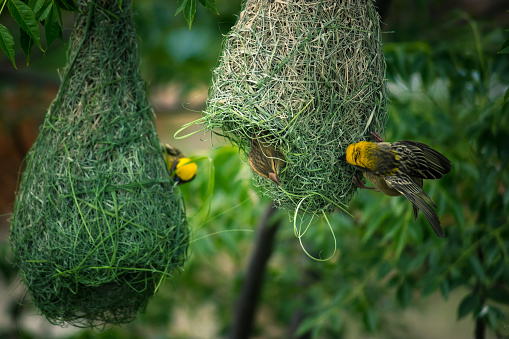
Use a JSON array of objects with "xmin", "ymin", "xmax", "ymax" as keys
[
  {"xmin": 268, "ymin": 172, "xmax": 281, "ymax": 186},
  {"xmin": 339, "ymin": 154, "xmax": 346, "ymax": 161}
]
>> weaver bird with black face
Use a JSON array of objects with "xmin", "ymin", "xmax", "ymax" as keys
[
  {"xmin": 164, "ymin": 145, "xmax": 197, "ymax": 185},
  {"xmin": 341, "ymin": 133, "xmax": 451, "ymax": 238},
  {"xmin": 248, "ymin": 136, "xmax": 285, "ymax": 186}
]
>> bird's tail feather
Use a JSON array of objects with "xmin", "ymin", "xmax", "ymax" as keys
[{"xmin": 403, "ymin": 192, "xmax": 444, "ymax": 238}]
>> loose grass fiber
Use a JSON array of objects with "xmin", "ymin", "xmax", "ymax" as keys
[
  {"xmin": 204, "ymin": 0, "xmax": 388, "ymax": 214},
  {"xmin": 9, "ymin": 0, "xmax": 189, "ymax": 327}
]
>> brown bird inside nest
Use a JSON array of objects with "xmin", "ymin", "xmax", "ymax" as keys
[{"xmin": 248, "ymin": 136, "xmax": 285, "ymax": 186}]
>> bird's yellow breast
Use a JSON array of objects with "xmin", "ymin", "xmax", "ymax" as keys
[{"xmin": 175, "ymin": 158, "xmax": 197, "ymax": 182}]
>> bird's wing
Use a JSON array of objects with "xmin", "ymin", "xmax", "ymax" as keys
[
  {"xmin": 163, "ymin": 145, "xmax": 184, "ymax": 174},
  {"xmin": 164, "ymin": 145, "xmax": 183, "ymax": 157},
  {"xmin": 248, "ymin": 138, "xmax": 275, "ymax": 179},
  {"xmin": 386, "ymin": 174, "xmax": 444, "ymax": 238},
  {"xmin": 391, "ymin": 140, "xmax": 451, "ymax": 179},
  {"xmin": 370, "ymin": 144, "xmax": 400, "ymax": 176}
]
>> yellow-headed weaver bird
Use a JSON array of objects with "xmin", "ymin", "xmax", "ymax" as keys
[
  {"xmin": 163, "ymin": 145, "xmax": 197, "ymax": 185},
  {"xmin": 341, "ymin": 132, "xmax": 451, "ymax": 238},
  {"xmin": 248, "ymin": 135, "xmax": 285, "ymax": 186}
]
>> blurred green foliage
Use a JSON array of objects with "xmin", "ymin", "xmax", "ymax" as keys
[
  {"xmin": 0, "ymin": 0, "xmax": 240, "ymax": 87},
  {"xmin": 1, "ymin": 1, "xmax": 509, "ymax": 339},
  {"xmin": 162, "ymin": 10, "xmax": 508, "ymax": 339},
  {"xmin": 133, "ymin": 0, "xmax": 240, "ymax": 87}
]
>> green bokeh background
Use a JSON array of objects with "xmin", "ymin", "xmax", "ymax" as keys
[{"xmin": 0, "ymin": 1, "xmax": 508, "ymax": 338}]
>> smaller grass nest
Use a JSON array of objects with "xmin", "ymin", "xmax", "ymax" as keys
[{"xmin": 204, "ymin": 0, "xmax": 388, "ymax": 214}]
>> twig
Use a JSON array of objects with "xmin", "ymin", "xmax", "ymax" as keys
[{"xmin": 230, "ymin": 202, "xmax": 281, "ymax": 339}]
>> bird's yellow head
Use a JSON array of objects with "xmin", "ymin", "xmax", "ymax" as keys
[
  {"xmin": 174, "ymin": 158, "xmax": 197, "ymax": 184},
  {"xmin": 344, "ymin": 141, "xmax": 379, "ymax": 171}
]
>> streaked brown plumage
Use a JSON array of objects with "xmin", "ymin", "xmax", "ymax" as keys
[
  {"xmin": 343, "ymin": 133, "xmax": 451, "ymax": 238},
  {"xmin": 248, "ymin": 136, "xmax": 285, "ymax": 186}
]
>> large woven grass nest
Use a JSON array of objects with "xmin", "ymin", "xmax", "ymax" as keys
[{"xmin": 204, "ymin": 0, "xmax": 388, "ymax": 214}]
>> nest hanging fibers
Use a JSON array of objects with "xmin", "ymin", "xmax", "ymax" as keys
[
  {"xmin": 9, "ymin": 0, "xmax": 189, "ymax": 327},
  {"xmin": 204, "ymin": 0, "xmax": 388, "ymax": 214}
]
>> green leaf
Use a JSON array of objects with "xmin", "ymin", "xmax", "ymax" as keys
[
  {"xmin": 406, "ymin": 253, "xmax": 426, "ymax": 273},
  {"xmin": 36, "ymin": 2, "xmax": 53, "ymax": 21},
  {"xmin": 396, "ymin": 281, "xmax": 412, "ymax": 307},
  {"xmin": 295, "ymin": 316, "xmax": 319, "ymax": 337},
  {"xmin": 361, "ymin": 210, "xmax": 383, "ymax": 242},
  {"xmin": 28, "ymin": 0, "xmax": 45, "ymax": 13},
  {"xmin": 440, "ymin": 279, "xmax": 450, "ymax": 300},
  {"xmin": 393, "ymin": 223, "xmax": 408, "ymax": 259},
  {"xmin": 362, "ymin": 308, "xmax": 378, "ymax": 333},
  {"xmin": 54, "ymin": 3, "xmax": 64, "ymax": 28},
  {"xmin": 468, "ymin": 256, "xmax": 486, "ymax": 283},
  {"xmin": 486, "ymin": 286, "xmax": 509, "ymax": 305},
  {"xmin": 0, "ymin": 24, "xmax": 16, "ymax": 68},
  {"xmin": 387, "ymin": 274, "xmax": 400, "ymax": 288},
  {"xmin": 484, "ymin": 306, "xmax": 506, "ymax": 329},
  {"xmin": 19, "ymin": 28, "xmax": 34, "ymax": 64},
  {"xmin": 498, "ymin": 39, "xmax": 509, "ymax": 54},
  {"xmin": 484, "ymin": 243, "xmax": 500, "ymax": 266},
  {"xmin": 53, "ymin": 0, "xmax": 79, "ymax": 12},
  {"xmin": 176, "ymin": 0, "xmax": 196, "ymax": 30},
  {"xmin": 421, "ymin": 279, "xmax": 438, "ymax": 297},
  {"xmin": 198, "ymin": 0, "xmax": 219, "ymax": 14},
  {"xmin": 376, "ymin": 261, "xmax": 392, "ymax": 279},
  {"xmin": 34, "ymin": 0, "xmax": 45, "ymax": 13},
  {"xmin": 428, "ymin": 248, "xmax": 440, "ymax": 269},
  {"xmin": 457, "ymin": 292, "xmax": 481, "ymax": 320},
  {"xmin": 183, "ymin": 0, "xmax": 196, "ymax": 30},
  {"xmin": 175, "ymin": 0, "xmax": 188, "ymax": 15},
  {"xmin": 44, "ymin": 4, "xmax": 62, "ymax": 48},
  {"xmin": 8, "ymin": 0, "xmax": 43, "ymax": 51},
  {"xmin": 502, "ymin": 87, "xmax": 509, "ymax": 109}
]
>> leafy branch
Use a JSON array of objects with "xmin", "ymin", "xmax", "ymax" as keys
[
  {"xmin": 0, "ymin": 0, "xmax": 219, "ymax": 68},
  {"xmin": 0, "ymin": 0, "xmax": 79, "ymax": 68}
]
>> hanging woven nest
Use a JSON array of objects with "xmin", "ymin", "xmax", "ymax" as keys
[
  {"xmin": 204, "ymin": 0, "xmax": 388, "ymax": 214},
  {"xmin": 9, "ymin": 0, "xmax": 189, "ymax": 327}
]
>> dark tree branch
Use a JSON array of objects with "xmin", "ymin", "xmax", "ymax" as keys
[
  {"xmin": 475, "ymin": 316, "xmax": 486, "ymax": 339},
  {"xmin": 229, "ymin": 202, "xmax": 281, "ymax": 339},
  {"xmin": 475, "ymin": 242, "xmax": 485, "ymax": 339},
  {"xmin": 289, "ymin": 310, "xmax": 312, "ymax": 339}
]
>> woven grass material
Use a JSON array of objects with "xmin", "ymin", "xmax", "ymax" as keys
[
  {"xmin": 9, "ymin": 0, "xmax": 189, "ymax": 327},
  {"xmin": 204, "ymin": 0, "xmax": 388, "ymax": 213}
]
